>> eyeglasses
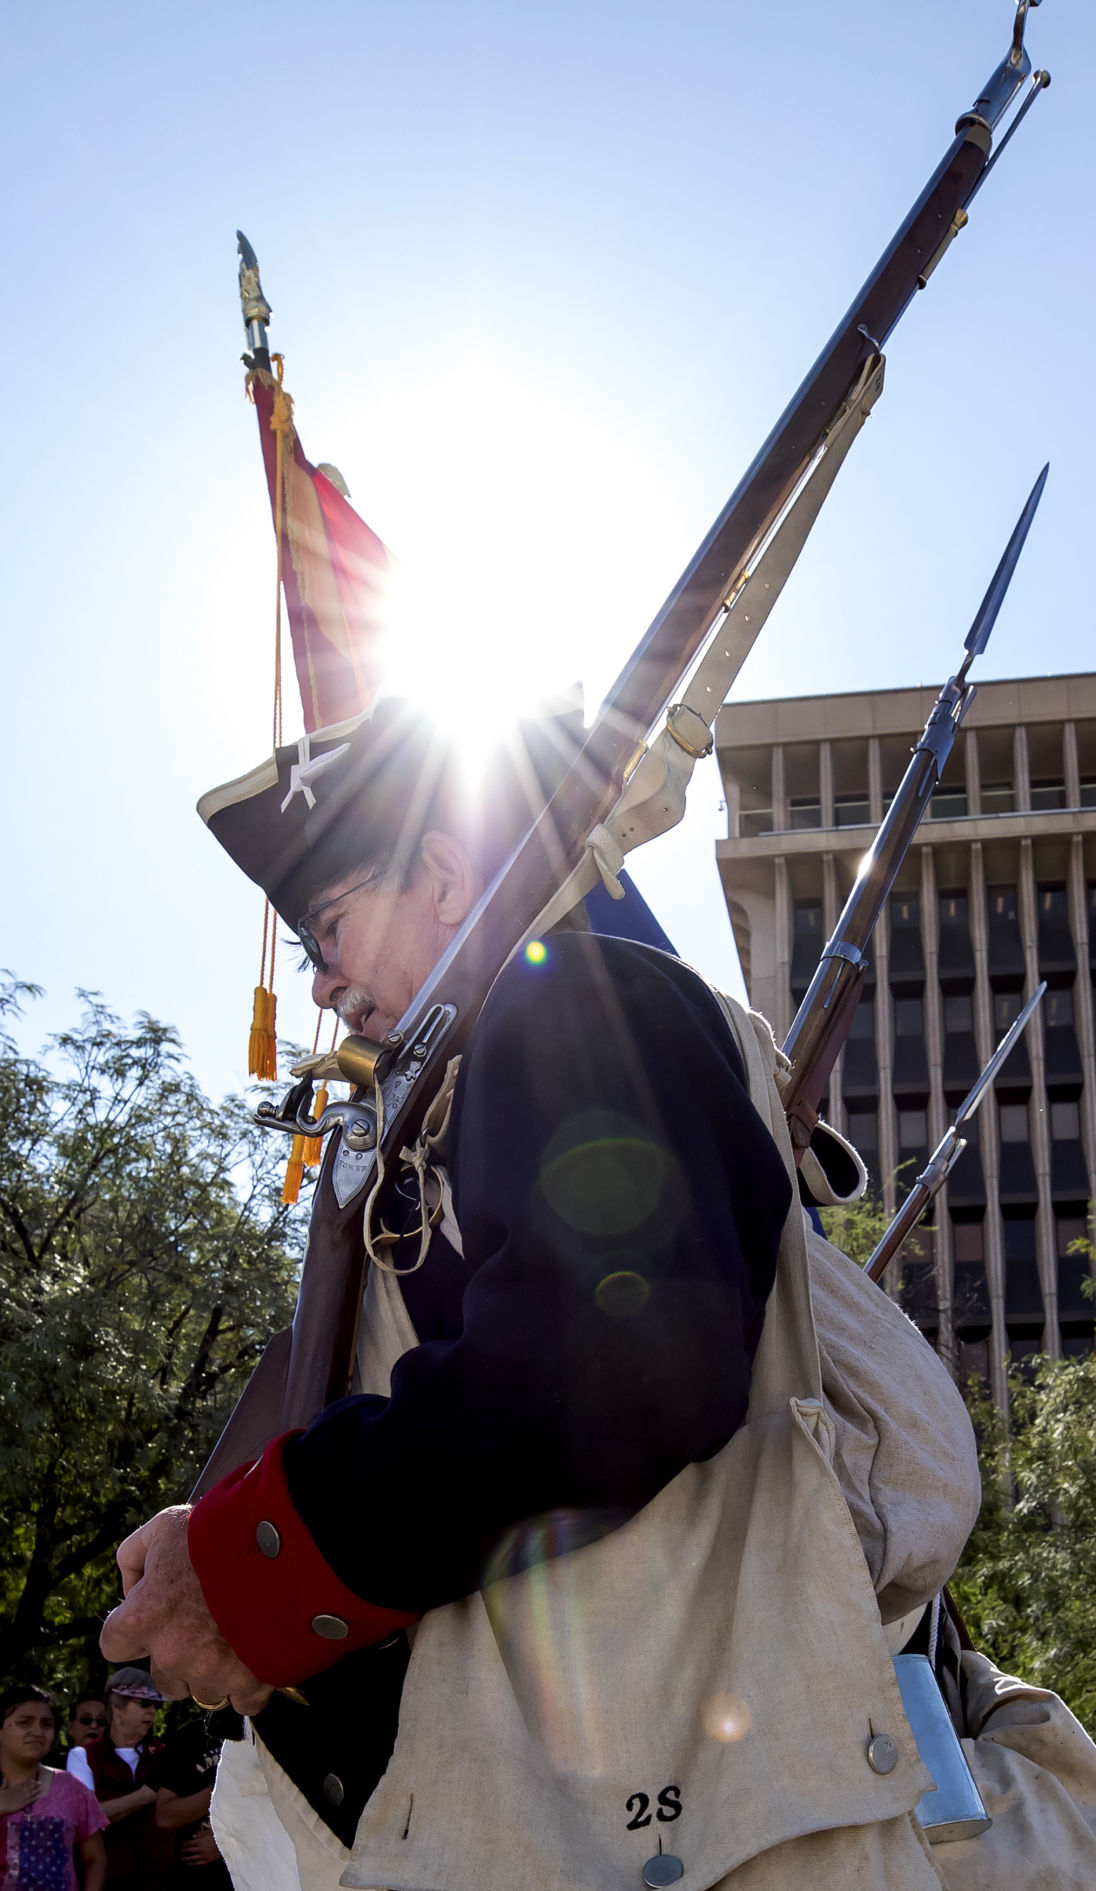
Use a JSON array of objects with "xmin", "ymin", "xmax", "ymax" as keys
[
  {"xmin": 75, "ymin": 1715, "xmax": 107, "ymax": 1727},
  {"xmin": 297, "ymin": 873, "xmax": 383, "ymax": 973}
]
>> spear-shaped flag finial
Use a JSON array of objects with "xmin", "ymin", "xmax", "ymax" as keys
[{"xmin": 237, "ymin": 230, "xmax": 272, "ymax": 370}]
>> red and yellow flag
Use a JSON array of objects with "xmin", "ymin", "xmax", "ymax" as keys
[{"xmin": 250, "ymin": 364, "xmax": 391, "ymax": 733}]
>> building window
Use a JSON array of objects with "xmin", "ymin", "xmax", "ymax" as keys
[
  {"xmin": 1045, "ymin": 988, "xmax": 1074, "ymax": 1029},
  {"xmin": 1039, "ymin": 886, "xmax": 1068, "ymax": 919},
  {"xmin": 989, "ymin": 885, "xmax": 1018, "ymax": 923},
  {"xmin": 893, "ymin": 996, "xmax": 924, "ymax": 1038},
  {"xmin": 1004, "ymin": 1215, "xmax": 1042, "ymax": 1323},
  {"xmin": 1030, "ymin": 778, "xmax": 1066, "ymax": 811},
  {"xmin": 1057, "ymin": 1214, "xmax": 1093, "ymax": 1322},
  {"xmin": 953, "ymin": 1218, "xmax": 989, "ymax": 1331},
  {"xmin": 953, "ymin": 1220, "xmax": 985, "ymax": 1263},
  {"xmin": 834, "ymin": 794, "xmax": 871, "ymax": 827},
  {"xmin": 847, "ymin": 1000, "xmax": 875, "ymax": 1040},
  {"xmin": 1081, "ymin": 778, "xmax": 1096, "ymax": 809},
  {"xmin": 929, "ymin": 788, "xmax": 968, "ymax": 821},
  {"xmin": 898, "ymin": 1107, "xmax": 927, "ymax": 1148},
  {"xmin": 1004, "ymin": 1217, "xmax": 1036, "ymax": 1262},
  {"xmin": 1050, "ymin": 1099, "xmax": 1081, "ymax": 1143},
  {"xmin": 1062, "ymin": 1333, "xmax": 1095, "ymax": 1359},
  {"xmin": 940, "ymin": 893, "xmax": 968, "ymax": 926},
  {"xmin": 999, "ymin": 1102, "xmax": 1029, "ymax": 1142},
  {"xmin": 1057, "ymin": 1215, "xmax": 1089, "ymax": 1259},
  {"xmin": 789, "ymin": 798, "xmax": 822, "ymax": 830},
  {"xmin": 846, "ymin": 1106, "xmax": 878, "ymax": 1152},
  {"xmin": 891, "ymin": 897, "xmax": 920, "ymax": 929},
  {"xmin": 994, "ymin": 992, "xmax": 1022, "ymax": 1032},
  {"xmin": 982, "ymin": 781, "xmax": 1015, "ymax": 814},
  {"xmin": 945, "ymin": 993, "xmax": 973, "ymax": 1033}
]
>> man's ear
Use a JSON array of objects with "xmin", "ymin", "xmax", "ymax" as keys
[{"xmin": 418, "ymin": 831, "xmax": 483, "ymax": 926}]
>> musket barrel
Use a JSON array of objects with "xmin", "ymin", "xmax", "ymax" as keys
[
  {"xmin": 589, "ymin": 16, "xmax": 1043, "ymax": 787},
  {"xmin": 590, "ymin": 124, "xmax": 989, "ymax": 772},
  {"xmin": 782, "ymin": 726, "xmax": 952, "ymax": 1080},
  {"xmin": 865, "ymin": 1181, "xmax": 936, "ymax": 1286}
]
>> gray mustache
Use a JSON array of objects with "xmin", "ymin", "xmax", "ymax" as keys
[{"xmin": 335, "ymin": 985, "xmax": 373, "ymax": 1027}]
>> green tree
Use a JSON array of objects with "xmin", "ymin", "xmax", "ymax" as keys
[
  {"xmin": 819, "ymin": 1168, "xmax": 932, "ymax": 1325},
  {"xmin": 952, "ymin": 1356, "xmax": 1096, "ymax": 1735},
  {"xmin": 0, "ymin": 976, "xmax": 307, "ymax": 1699},
  {"xmin": 819, "ymin": 1185, "xmax": 891, "ymax": 1267}
]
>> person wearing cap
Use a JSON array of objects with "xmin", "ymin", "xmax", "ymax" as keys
[
  {"xmin": 67, "ymin": 1669, "xmax": 171, "ymax": 1891},
  {"xmin": 102, "ymin": 703, "xmax": 980, "ymax": 1891}
]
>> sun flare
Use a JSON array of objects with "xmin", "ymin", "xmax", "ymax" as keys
[{"xmin": 368, "ymin": 352, "xmax": 684, "ymax": 752}]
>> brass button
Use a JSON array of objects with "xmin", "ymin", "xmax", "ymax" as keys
[
  {"xmin": 322, "ymin": 1773, "xmax": 344, "ymax": 1807},
  {"xmin": 867, "ymin": 1731, "xmax": 899, "ymax": 1775},
  {"xmin": 642, "ymin": 1859, "xmax": 684, "ymax": 1888},
  {"xmin": 311, "ymin": 1613, "xmax": 350, "ymax": 1640},
  {"xmin": 256, "ymin": 1520, "xmax": 281, "ymax": 1559}
]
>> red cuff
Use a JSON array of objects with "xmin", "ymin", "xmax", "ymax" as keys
[{"xmin": 188, "ymin": 1431, "xmax": 419, "ymax": 1687}]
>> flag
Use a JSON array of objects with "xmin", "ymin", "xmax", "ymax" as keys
[{"xmin": 250, "ymin": 365, "xmax": 391, "ymax": 732}]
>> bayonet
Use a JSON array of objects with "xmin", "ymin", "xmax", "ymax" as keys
[
  {"xmin": 781, "ymin": 464, "xmax": 1049, "ymax": 1150},
  {"xmin": 958, "ymin": 462, "xmax": 1049, "ymax": 682},
  {"xmin": 864, "ymin": 983, "xmax": 1046, "ymax": 1284}
]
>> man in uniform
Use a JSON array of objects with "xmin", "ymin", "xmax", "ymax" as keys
[{"xmin": 102, "ymin": 700, "xmax": 980, "ymax": 1890}]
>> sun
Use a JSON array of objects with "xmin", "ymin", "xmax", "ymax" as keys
[{"xmin": 366, "ymin": 350, "xmax": 686, "ymax": 756}]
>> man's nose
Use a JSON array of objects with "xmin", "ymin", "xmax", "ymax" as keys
[{"xmin": 311, "ymin": 961, "xmax": 342, "ymax": 1011}]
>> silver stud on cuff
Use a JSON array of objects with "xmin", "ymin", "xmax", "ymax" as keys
[
  {"xmin": 867, "ymin": 1731, "xmax": 899, "ymax": 1775},
  {"xmin": 256, "ymin": 1520, "xmax": 282, "ymax": 1559},
  {"xmin": 322, "ymin": 1773, "xmax": 344, "ymax": 1807},
  {"xmin": 311, "ymin": 1613, "xmax": 350, "ymax": 1640}
]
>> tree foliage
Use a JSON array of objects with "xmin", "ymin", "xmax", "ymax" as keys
[
  {"xmin": 0, "ymin": 975, "xmax": 307, "ymax": 1699},
  {"xmin": 952, "ymin": 1356, "xmax": 1096, "ymax": 1735},
  {"xmin": 818, "ymin": 1185, "xmax": 891, "ymax": 1268},
  {"xmin": 822, "ymin": 1187, "xmax": 1096, "ymax": 1732}
]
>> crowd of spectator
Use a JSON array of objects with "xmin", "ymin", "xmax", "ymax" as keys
[{"xmin": 0, "ymin": 1667, "xmax": 235, "ymax": 1891}]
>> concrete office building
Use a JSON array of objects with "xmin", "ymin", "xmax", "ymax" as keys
[{"xmin": 714, "ymin": 673, "xmax": 1096, "ymax": 1407}]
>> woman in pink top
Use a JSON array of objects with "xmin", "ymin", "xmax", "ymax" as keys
[{"xmin": 0, "ymin": 1687, "xmax": 106, "ymax": 1891}]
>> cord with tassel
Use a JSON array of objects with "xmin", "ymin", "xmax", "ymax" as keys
[
  {"xmin": 282, "ymin": 1133, "xmax": 307, "ymax": 1206},
  {"xmin": 249, "ymin": 982, "xmax": 278, "ymax": 1080},
  {"xmin": 303, "ymin": 1086, "xmax": 328, "ymax": 1167},
  {"xmin": 250, "ymin": 360, "xmax": 291, "ymax": 1084},
  {"xmin": 283, "ymin": 1019, "xmax": 335, "ymax": 1204}
]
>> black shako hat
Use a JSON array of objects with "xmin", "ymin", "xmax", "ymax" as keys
[{"xmin": 198, "ymin": 695, "xmax": 586, "ymax": 933}]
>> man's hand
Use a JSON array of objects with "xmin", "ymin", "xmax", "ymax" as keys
[{"xmin": 100, "ymin": 1508, "xmax": 273, "ymax": 1716}]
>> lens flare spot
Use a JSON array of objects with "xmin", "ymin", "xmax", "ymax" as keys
[
  {"xmin": 595, "ymin": 1270, "xmax": 650, "ymax": 1319},
  {"xmin": 539, "ymin": 1113, "xmax": 676, "ymax": 1236},
  {"xmin": 701, "ymin": 1693, "xmax": 752, "ymax": 1744},
  {"xmin": 525, "ymin": 939, "xmax": 548, "ymax": 965}
]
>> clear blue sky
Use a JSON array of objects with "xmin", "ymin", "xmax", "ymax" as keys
[{"xmin": 2, "ymin": 0, "xmax": 1089, "ymax": 1098}]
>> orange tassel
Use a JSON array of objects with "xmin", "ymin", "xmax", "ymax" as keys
[
  {"xmin": 303, "ymin": 1086, "xmax": 328, "ymax": 1167},
  {"xmin": 248, "ymin": 986, "xmax": 278, "ymax": 1080},
  {"xmin": 282, "ymin": 1134, "xmax": 306, "ymax": 1205}
]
